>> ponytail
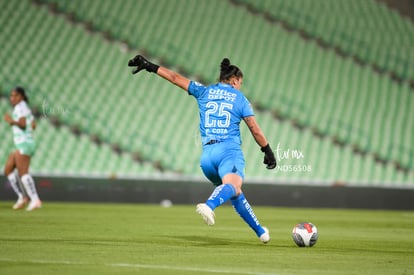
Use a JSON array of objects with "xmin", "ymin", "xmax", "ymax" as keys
[{"xmin": 219, "ymin": 58, "xmax": 243, "ymax": 82}]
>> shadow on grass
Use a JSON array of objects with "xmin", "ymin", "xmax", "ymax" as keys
[{"xmin": 166, "ymin": 234, "xmax": 284, "ymax": 248}]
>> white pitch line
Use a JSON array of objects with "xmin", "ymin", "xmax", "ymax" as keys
[{"xmin": 0, "ymin": 258, "xmax": 280, "ymax": 275}]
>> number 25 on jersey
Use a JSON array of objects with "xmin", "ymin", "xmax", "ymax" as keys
[{"xmin": 205, "ymin": 102, "xmax": 233, "ymax": 128}]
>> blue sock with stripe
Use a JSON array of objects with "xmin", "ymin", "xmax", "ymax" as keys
[
  {"xmin": 231, "ymin": 193, "xmax": 265, "ymax": 237},
  {"xmin": 205, "ymin": 184, "xmax": 236, "ymax": 210}
]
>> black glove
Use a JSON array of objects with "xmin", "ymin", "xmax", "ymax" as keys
[
  {"xmin": 261, "ymin": 144, "xmax": 276, "ymax": 169},
  {"xmin": 128, "ymin": 55, "xmax": 159, "ymax": 74}
]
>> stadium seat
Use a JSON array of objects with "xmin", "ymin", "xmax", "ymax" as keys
[{"xmin": 0, "ymin": 0, "xmax": 412, "ymax": 186}]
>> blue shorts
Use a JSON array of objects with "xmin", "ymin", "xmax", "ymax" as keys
[{"xmin": 200, "ymin": 141, "xmax": 245, "ymax": 186}]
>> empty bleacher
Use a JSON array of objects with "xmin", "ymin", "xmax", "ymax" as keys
[
  {"xmin": 234, "ymin": 0, "xmax": 414, "ymax": 82},
  {"xmin": 0, "ymin": 0, "xmax": 412, "ymax": 186}
]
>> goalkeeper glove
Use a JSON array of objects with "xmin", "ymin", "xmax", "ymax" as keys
[
  {"xmin": 128, "ymin": 55, "xmax": 159, "ymax": 74},
  {"xmin": 261, "ymin": 144, "xmax": 276, "ymax": 169}
]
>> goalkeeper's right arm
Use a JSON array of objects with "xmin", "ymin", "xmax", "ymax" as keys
[
  {"xmin": 157, "ymin": 66, "xmax": 191, "ymax": 92},
  {"xmin": 128, "ymin": 55, "xmax": 190, "ymax": 92}
]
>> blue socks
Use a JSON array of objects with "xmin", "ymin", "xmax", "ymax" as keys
[
  {"xmin": 231, "ymin": 193, "xmax": 265, "ymax": 237},
  {"xmin": 205, "ymin": 184, "xmax": 265, "ymax": 237},
  {"xmin": 205, "ymin": 184, "xmax": 236, "ymax": 210}
]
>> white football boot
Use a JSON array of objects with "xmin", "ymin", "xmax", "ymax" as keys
[
  {"xmin": 196, "ymin": 203, "xmax": 215, "ymax": 226},
  {"xmin": 259, "ymin": 227, "xmax": 270, "ymax": 244},
  {"xmin": 13, "ymin": 196, "xmax": 29, "ymax": 210},
  {"xmin": 26, "ymin": 199, "xmax": 42, "ymax": 211}
]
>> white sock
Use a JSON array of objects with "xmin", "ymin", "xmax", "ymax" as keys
[
  {"xmin": 21, "ymin": 174, "xmax": 40, "ymax": 201},
  {"xmin": 17, "ymin": 175, "xmax": 28, "ymax": 197},
  {"xmin": 8, "ymin": 173, "xmax": 23, "ymax": 199}
]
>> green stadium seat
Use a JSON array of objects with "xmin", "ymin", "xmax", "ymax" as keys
[{"xmin": 0, "ymin": 0, "xmax": 412, "ymax": 186}]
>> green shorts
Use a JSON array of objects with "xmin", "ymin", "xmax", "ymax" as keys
[{"xmin": 16, "ymin": 141, "xmax": 36, "ymax": 156}]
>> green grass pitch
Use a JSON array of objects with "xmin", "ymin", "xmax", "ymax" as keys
[{"xmin": 0, "ymin": 201, "xmax": 413, "ymax": 275}]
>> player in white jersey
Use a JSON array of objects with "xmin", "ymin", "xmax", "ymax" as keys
[{"xmin": 3, "ymin": 87, "xmax": 42, "ymax": 211}]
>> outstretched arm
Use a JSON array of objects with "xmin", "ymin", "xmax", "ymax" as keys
[
  {"xmin": 128, "ymin": 55, "xmax": 190, "ymax": 92},
  {"xmin": 157, "ymin": 66, "xmax": 191, "ymax": 91}
]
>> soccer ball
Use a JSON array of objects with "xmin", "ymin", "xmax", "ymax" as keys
[{"xmin": 292, "ymin": 222, "xmax": 318, "ymax": 247}]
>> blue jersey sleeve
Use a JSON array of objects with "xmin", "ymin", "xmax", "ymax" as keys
[
  {"xmin": 188, "ymin": 81, "xmax": 207, "ymax": 98},
  {"xmin": 239, "ymin": 95, "xmax": 255, "ymax": 118}
]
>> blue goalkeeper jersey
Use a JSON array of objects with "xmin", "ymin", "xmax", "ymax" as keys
[{"xmin": 188, "ymin": 81, "xmax": 254, "ymax": 145}]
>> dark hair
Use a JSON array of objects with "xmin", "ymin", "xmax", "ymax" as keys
[
  {"xmin": 219, "ymin": 58, "xmax": 243, "ymax": 82},
  {"xmin": 13, "ymin": 86, "xmax": 29, "ymax": 103}
]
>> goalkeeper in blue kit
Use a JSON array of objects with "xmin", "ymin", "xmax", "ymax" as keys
[{"xmin": 129, "ymin": 55, "xmax": 276, "ymax": 243}]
